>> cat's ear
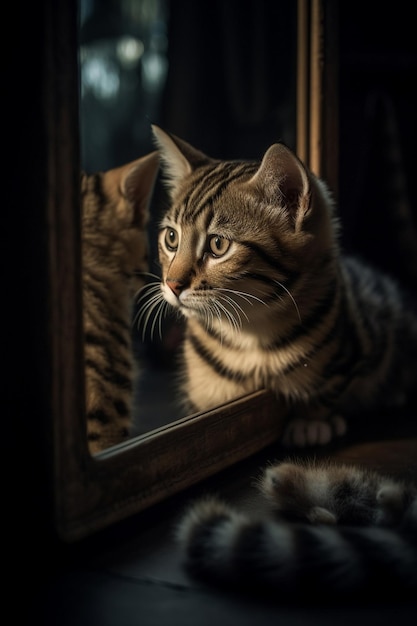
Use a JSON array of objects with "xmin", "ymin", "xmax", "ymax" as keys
[
  {"xmin": 151, "ymin": 124, "xmax": 213, "ymax": 196},
  {"xmin": 105, "ymin": 151, "xmax": 159, "ymax": 228},
  {"xmin": 122, "ymin": 151, "xmax": 160, "ymax": 227},
  {"xmin": 250, "ymin": 143, "xmax": 311, "ymax": 229}
]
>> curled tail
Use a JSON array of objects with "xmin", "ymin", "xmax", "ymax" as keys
[{"xmin": 176, "ymin": 465, "xmax": 417, "ymax": 599}]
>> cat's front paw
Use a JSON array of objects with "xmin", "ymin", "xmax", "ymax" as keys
[
  {"xmin": 260, "ymin": 461, "xmax": 337, "ymax": 523},
  {"xmin": 281, "ymin": 415, "xmax": 346, "ymax": 447}
]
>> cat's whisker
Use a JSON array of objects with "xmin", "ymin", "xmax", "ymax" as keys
[
  {"xmin": 133, "ymin": 288, "xmax": 161, "ymax": 325},
  {"xmin": 217, "ymin": 287, "xmax": 268, "ymax": 307},
  {"xmin": 210, "ymin": 301, "xmax": 225, "ymax": 336},
  {"xmin": 215, "ymin": 298, "xmax": 242, "ymax": 334},
  {"xmin": 204, "ymin": 308, "xmax": 217, "ymax": 340},
  {"xmin": 210, "ymin": 301, "xmax": 223, "ymax": 328},
  {"xmin": 157, "ymin": 300, "xmax": 171, "ymax": 340},
  {"xmin": 217, "ymin": 293, "xmax": 248, "ymax": 324},
  {"xmin": 250, "ymin": 284, "xmax": 275, "ymax": 300},
  {"xmin": 133, "ymin": 299, "xmax": 157, "ymax": 337},
  {"xmin": 134, "ymin": 270, "xmax": 162, "ymax": 281},
  {"xmin": 144, "ymin": 299, "xmax": 167, "ymax": 342},
  {"xmin": 134, "ymin": 281, "xmax": 161, "ymax": 305},
  {"xmin": 138, "ymin": 290, "xmax": 169, "ymax": 340},
  {"xmin": 206, "ymin": 303, "xmax": 216, "ymax": 330},
  {"xmin": 273, "ymin": 279, "xmax": 302, "ymax": 323},
  {"xmin": 135, "ymin": 292, "xmax": 166, "ymax": 340},
  {"xmin": 150, "ymin": 299, "xmax": 169, "ymax": 341}
]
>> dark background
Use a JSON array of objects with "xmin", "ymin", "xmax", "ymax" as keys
[{"xmin": 338, "ymin": 0, "xmax": 417, "ymax": 295}]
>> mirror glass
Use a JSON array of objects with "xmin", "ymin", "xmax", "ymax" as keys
[{"xmin": 79, "ymin": 0, "xmax": 297, "ymax": 448}]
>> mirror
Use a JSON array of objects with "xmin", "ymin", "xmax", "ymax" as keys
[
  {"xmin": 41, "ymin": 0, "xmax": 334, "ymax": 541},
  {"xmin": 79, "ymin": 0, "xmax": 299, "ymax": 447}
]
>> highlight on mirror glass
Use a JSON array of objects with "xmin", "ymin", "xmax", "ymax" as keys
[{"xmin": 79, "ymin": 0, "xmax": 297, "ymax": 452}]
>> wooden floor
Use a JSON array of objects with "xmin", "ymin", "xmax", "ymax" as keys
[{"xmin": 33, "ymin": 410, "xmax": 417, "ymax": 626}]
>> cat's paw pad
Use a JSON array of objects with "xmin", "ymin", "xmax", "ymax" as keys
[{"xmin": 281, "ymin": 415, "xmax": 346, "ymax": 447}]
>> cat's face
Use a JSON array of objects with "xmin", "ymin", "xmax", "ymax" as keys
[
  {"xmin": 153, "ymin": 126, "xmax": 337, "ymax": 333},
  {"xmin": 158, "ymin": 169, "xmax": 296, "ymax": 324}
]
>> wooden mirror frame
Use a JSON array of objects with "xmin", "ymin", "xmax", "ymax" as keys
[{"xmin": 38, "ymin": 0, "xmax": 337, "ymax": 541}]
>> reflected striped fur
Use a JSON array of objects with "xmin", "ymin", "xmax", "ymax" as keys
[{"xmin": 82, "ymin": 152, "xmax": 159, "ymax": 454}]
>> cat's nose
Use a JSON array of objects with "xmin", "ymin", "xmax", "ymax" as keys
[{"xmin": 166, "ymin": 279, "xmax": 183, "ymax": 297}]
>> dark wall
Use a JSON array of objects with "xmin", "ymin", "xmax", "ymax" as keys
[
  {"xmin": 338, "ymin": 0, "xmax": 417, "ymax": 293},
  {"xmin": 160, "ymin": 0, "xmax": 297, "ymax": 159}
]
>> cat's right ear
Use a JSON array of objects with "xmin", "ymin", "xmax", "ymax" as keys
[
  {"xmin": 151, "ymin": 125, "xmax": 212, "ymax": 196},
  {"xmin": 249, "ymin": 143, "xmax": 312, "ymax": 232}
]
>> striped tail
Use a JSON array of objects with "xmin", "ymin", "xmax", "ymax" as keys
[{"xmin": 177, "ymin": 496, "xmax": 417, "ymax": 598}]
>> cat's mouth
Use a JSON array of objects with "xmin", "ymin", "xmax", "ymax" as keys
[
  {"xmin": 162, "ymin": 283, "xmax": 194, "ymax": 312},
  {"xmin": 163, "ymin": 284, "xmax": 258, "ymax": 332},
  {"xmin": 162, "ymin": 284, "xmax": 226, "ymax": 323}
]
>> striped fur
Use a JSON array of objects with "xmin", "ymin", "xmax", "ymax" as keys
[
  {"xmin": 177, "ymin": 460, "xmax": 417, "ymax": 597},
  {"xmin": 148, "ymin": 125, "xmax": 417, "ymax": 447},
  {"xmin": 82, "ymin": 152, "xmax": 159, "ymax": 454}
]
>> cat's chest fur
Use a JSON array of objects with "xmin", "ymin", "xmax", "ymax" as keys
[{"xmin": 186, "ymin": 315, "xmax": 317, "ymax": 396}]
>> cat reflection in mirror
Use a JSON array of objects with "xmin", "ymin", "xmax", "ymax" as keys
[
  {"xmin": 81, "ymin": 151, "xmax": 159, "ymax": 454},
  {"xmin": 143, "ymin": 125, "xmax": 417, "ymax": 448}
]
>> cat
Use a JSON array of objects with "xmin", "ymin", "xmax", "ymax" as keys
[
  {"xmin": 176, "ymin": 459, "xmax": 417, "ymax": 598},
  {"xmin": 147, "ymin": 124, "xmax": 417, "ymax": 448},
  {"xmin": 81, "ymin": 151, "xmax": 159, "ymax": 454}
]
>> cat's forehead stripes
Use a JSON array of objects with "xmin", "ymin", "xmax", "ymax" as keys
[
  {"xmin": 240, "ymin": 240, "xmax": 299, "ymax": 283},
  {"xmin": 169, "ymin": 162, "xmax": 224, "ymax": 222},
  {"xmin": 177, "ymin": 161, "xmax": 258, "ymax": 224},
  {"xmin": 178, "ymin": 161, "xmax": 235, "ymax": 216}
]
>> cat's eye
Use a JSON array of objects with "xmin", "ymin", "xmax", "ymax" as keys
[
  {"xmin": 209, "ymin": 235, "xmax": 230, "ymax": 257},
  {"xmin": 165, "ymin": 228, "xmax": 179, "ymax": 251}
]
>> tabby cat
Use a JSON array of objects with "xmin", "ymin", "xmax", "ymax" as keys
[
  {"xmin": 82, "ymin": 151, "xmax": 159, "ymax": 454},
  {"xmin": 176, "ymin": 459, "xmax": 417, "ymax": 597},
  {"xmin": 149, "ymin": 124, "xmax": 417, "ymax": 447}
]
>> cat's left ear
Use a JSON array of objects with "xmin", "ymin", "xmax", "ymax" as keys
[
  {"xmin": 151, "ymin": 125, "xmax": 214, "ymax": 196},
  {"xmin": 250, "ymin": 143, "xmax": 311, "ymax": 230}
]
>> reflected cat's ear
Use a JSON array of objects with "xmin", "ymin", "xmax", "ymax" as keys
[
  {"xmin": 123, "ymin": 150, "xmax": 159, "ymax": 202},
  {"xmin": 122, "ymin": 151, "xmax": 160, "ymax": 227},
  {"xmin": 250, "ymin": 143, "xmax": 311, "ymax": 230},
  {"xmin": 104, "ymin": 151, "xmax": 160, "ymax": 228},
  {"xmin": 151, "ymin": 124, "xmax": 213, "ymax": 196}
]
